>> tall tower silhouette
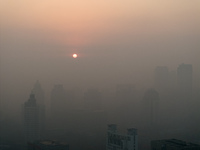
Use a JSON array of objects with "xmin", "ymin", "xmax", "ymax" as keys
[
  {"xmin": 177, "ymin": 63, "xmax": 193, "ymax": 125},
  {"xmin": 177, "ymin": 63, "xmax": 193, "ymax": 94},
  {"xmin": 142, "ymin": 88, "xmax": 159, "ymax": 128},
  {"xmin": 23, "ymin": 94, "xmax": 40, "ymax": 142},
  {"xmin": 31, "ymin": 81, "xmax": 45, "ymax": 137},
  {"xmin": 31, "ymin": 80, "xmax": 44, "ymax": 105}
]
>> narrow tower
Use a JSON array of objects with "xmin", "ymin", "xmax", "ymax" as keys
[
  {"xmin": 142, "ymin": 88, "xmax": 159, "ymax": 128},
  {"xmin": 24, "ymin": 94, "xmax": 40, "ymax": 142},
  {"xmin": 177, "ymin": 63, "xmax": 193, "ymax": 94},
  {"xmin": 31, "ymin": 80, "xmax": 45, "ymax": 137}
]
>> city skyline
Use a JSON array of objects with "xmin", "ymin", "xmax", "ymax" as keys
[
  {"xmin": 0, "ymin": 63, "xmax": 200, "ymax": 150},
  {"xmin": 0, "ymin": 0, "xmax": 200, "ymax": 150}
]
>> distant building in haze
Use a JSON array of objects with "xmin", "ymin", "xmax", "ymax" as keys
[
  {"xmin": 151, "ymin": 139, "xmax": 200, "ymax": 150},
  {"xmin": 142, "ymin": 88, "xmax": 159, "ymax": 127},
  {"xmin": 31, "ymin": 81, "xmax": 45, "ymax": 136},
  {"xmin": 107, "ymin": 124, "xmax": 138, "ymax": 150},
  {"xmin": 177, "ymin": 63, "xmax": 193, "ymax": 94},
  {"xmin": 23, "ymin": 94, "xmax": 40, "ymax": 142},
  {"xmin": 31, "ymin": 81, "xmax": 45, "ymax": 105}
]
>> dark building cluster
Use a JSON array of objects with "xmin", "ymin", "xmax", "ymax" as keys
[
  {"xmin": 151, "ymin": 139, "xmax": 200, "ymax": 150},
  {"xmin": 0, "ymin": 63, "xmax": 200, "ymax": 150}
]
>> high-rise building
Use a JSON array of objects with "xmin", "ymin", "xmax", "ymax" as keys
[
  {"xmin": 107, "ymin": 124, "xmax": 138, "ymax": 150},
  {"xmin": 31, "ymin": 81, "xmax": 45, "ymax": 137},
  {"xmin": 177, "ymin": 63, "xmax": 193, "ymax": 93},
  {"xmin": 151, "ymin": 139, "xmax": 200, "ymax": 150},
  {"xmin": 23, "ymin": 94, "xmax": 40, "ymax": 142},
  {"xmin": 31, "ymin": 80, "xmax": 45, "ymax": 105},
  {"xmin": 142, "ymin": 88, "xmax": 159, "ymax": 127}
]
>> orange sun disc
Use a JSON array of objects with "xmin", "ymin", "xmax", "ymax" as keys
[{"xmin": 73, "ymin": 54, "xmax": 78, "ymax": 58}]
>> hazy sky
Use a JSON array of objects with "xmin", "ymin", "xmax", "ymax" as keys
[{"xmin": 0, "ymin": 0, "xmax": 200, "ymax": 108}]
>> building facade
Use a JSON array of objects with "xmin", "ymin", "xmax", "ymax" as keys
[
  {"xmin": 107, "ymin": 124, "xmax": 138, "ymax": 150},
  {"xmin": 23, "ymin": 94, "xmax": 40, "ymax": 142}
]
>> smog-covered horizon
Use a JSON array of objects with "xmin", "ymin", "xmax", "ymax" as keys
[{"xmin": 0, "ymin": 0, "xmax": 200, "ymax": 150}]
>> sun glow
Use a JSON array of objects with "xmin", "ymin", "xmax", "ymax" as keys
[{"xmin": 73, "ymin": 53, "xmax": 78, "ymax": 58}]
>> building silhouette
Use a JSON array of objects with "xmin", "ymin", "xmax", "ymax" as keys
[
  {"xmin": 23, "ymin": 94, "xmax": 40, "ymax": 142},
  {"xmin": 31, "ymin": 81, "xmax": 45, "ymax": 137},
  {"xmin": 177, "ymin": 63, "xmax": 193, "ymax": 94},
  {"xmin": 168, "ymin": 70, "xmax": 177, "ymax": 90},
  {"xmin": 107, "ymin": 124, "xmax": 138, "ymax": 150},
  {"xmin": 151, "ymin": 139, "xmax": 200, "ymax": 150},
  {"xmin": 142, "ymin": 88, "xmax": 159, "ymax": 128},
  {"xmin": 31, "ymin": 81, "xmax": 45, "ymax": 105}
]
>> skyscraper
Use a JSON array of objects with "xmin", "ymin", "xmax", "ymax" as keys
[
  {"xmin": 31, "ymin": 81, "xmax": 45, "ymax": 137},
  {"xmin": 142, "ymin": 88, "xmax": 159, "ymax": 127},
  {"xmin": 176, "ymin": 64, "xmax": 193, "ymax": 126},
  {"xmin": 177, "ymin": 63, "xmax": 193, "ymax": 94},
  {"xmin": 31, "ymin": 80, "xmax": 45, "ymax": 105},
  {"xmin": 23, "ymin": 94, "xmax": 40, "ymax": 142}
]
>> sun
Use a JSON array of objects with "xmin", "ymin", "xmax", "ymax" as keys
[{"xmin": 73, "ymin": 53, "xmax": 78, "ymax": 58}]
